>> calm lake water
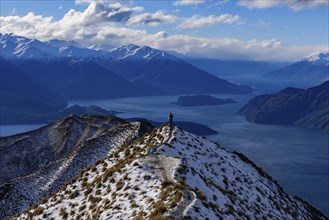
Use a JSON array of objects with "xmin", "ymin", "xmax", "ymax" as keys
[{"xmin": 1, "ymin": 78, "xmax": 328, "ymax": 216}]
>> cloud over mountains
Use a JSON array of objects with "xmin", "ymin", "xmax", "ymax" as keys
[
  {"xmin": 177, "ymin": 14, "xmax": 243, "ymax": 29},
  {"xmin": 0, "ymin": 1, "xmax": 327, "ymax": 61}
]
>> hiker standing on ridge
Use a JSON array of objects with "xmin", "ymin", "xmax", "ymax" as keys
[{"xmin": 168, "ymin": 112, "xmax": 173, "ymax": 129}]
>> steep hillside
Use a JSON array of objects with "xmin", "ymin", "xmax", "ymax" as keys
[
  {"xmin": 238, "ymin": 81, "xmax": 329, "ymax": 132},
  {"xmin": 12, "ymin": 59, "xmax": 148, "ymax": 100},
  {"xmin": 264, "ymin": 53, "xmax": 329, "ymax": 82},
  {"xmin": 0, "ymin": 115, "xmax": 152, "ymax": 219},
  {"xmin": 0, "ymin": 115, "xmax": 126, "ymax": 184},
  {"xmin": 8, "ymin": 125, "xmax": 327, "ymax": 219},
  {"xmin": 0, "ymin": 59, "xmax": 66, "ymax": 124}
]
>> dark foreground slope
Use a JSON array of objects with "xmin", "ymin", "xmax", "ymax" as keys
[
  {"xmin": 0, "ymin": 117, "xmax": 327, "ymax": 219},
  {"xmin": 238, "ymin": 81, "xmax": 329, "ymax": 133}
]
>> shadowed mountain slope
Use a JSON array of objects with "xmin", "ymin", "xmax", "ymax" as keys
[{"xmin": 238, "ymin": 81, "xmax": 329, "ymax": 132}]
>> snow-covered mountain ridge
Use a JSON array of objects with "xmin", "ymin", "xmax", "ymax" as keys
[
  {"xmin": 303, "ymin": 52, "xmax": 329, "ymax": 66},
  {"xmin": 6, "ymin": 120, "xmax": 327, "ymax": 219},
  {"xmin": 0, "ymin": 115, "xmax": 126, "ymax": 185},
  {"xmin": 0, "ymin": 33, "xmax": 105, "ymax": 59},
  {"xmin": 264, "ymin": 52, "xmax": 329, "ymax": 81},
  {"xmin": 108, "ymin": 44, "xmax": 179, "ymax": 62},
  {"xmin": 0, "ymin": 34, "xmax": 175, "ymax": 61},
  {"xmin": 0, "ymin": 115, "xmax": 153, "ymax": 219}
]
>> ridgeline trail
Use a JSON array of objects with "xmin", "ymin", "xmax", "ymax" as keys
[{"xmin": 143, "ymin": 125, "xmax": 196, "ymax": 219}]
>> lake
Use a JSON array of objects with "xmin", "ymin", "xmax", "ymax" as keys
[
  {"xmin": 1, "ymin": 78, "xmax": 328, "ymax": 216},
  {"xmin": 68, "ymin": 78, "xmax": 329, "ymax": 216}
]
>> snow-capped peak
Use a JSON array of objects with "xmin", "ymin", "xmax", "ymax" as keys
[
  {"xmin": 46, "ymin": 39, "xmax": 85, "ymax": 49},
  {"xmin": 0, "ymin": 34, "xmax": 182, "ymax": 62},
  {"xmin": 109, "ymin": 44, "xmax": 179, "ymax": 62},
  {"xmin": 1, "ymin": 34, "xmax": 57, "ymax": 59},
  {"xmin": 0, "ymin": 34, "xmax": 104, "ymax": 59},
  {"xmin": 87, "ymin": 43, "xmax": 114, "ymax": 51},
  {"xmin": 303, "ymin": 52, "xmax": 329, "ymax": 66}
]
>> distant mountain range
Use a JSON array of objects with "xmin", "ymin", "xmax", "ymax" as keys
[
  {"xmin": 1, "ymin": 115, "xmax": 327, "ymax": 219},
  {"xmin": 0, "ymin": 33, "xmax": 104, "ymax": 59},
  {"xmin": 1, "ymin": 34, "xmax": 254, "ymax": 124},
  {"xmin": 0, "ymin": 33, "xmax": 252, "ymax": 94},
  {"xmin": 264, "ymin": 53, "xmax": 329, "ymax": 82},
  {"xmin": 238, "ymin": 81, "xmax": 329, "ymax": 133},
  {"xmin": 98, "ymin": 44, "xmax": 252, "ymax": 94}
]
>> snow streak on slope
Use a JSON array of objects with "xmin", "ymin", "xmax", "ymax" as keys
[
  {"xmin": 108, "ymin": 44, "xmax": 179, "ymax": 62},
  {"xmin": 13, "ymin": 125, "xmax": 327, "ymax": 220}
]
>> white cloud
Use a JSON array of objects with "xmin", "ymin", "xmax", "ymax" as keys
[
  {"xmin": 59, "ymin": 5, "xmax": 63, "ymax": 10},
  {"xmin": 57, "ymin": 2, "xmax": 143, "ymax": 27},
  {"xmin": 150, "ymin": 36, "xmax": 328, "ymax": 61},
  {"xmin": 174, "ymin": 0, "xmax": 205, "ymax": 6},
  {"xmin": 128, "ymin": 11, "xmax": 177, "ymax": 26},
  {"xmin": 238, "ymin": 0, "xmax": 329, "ymax": 11},
  {"xmin": 177, "ymin": 14, "xmax": 243, "ymax": 29},
  {"xmin": 0, "ymin": 2, "xmax": 143, "ymax": 42},
  {"xmin": 0, "ymin": 2, "xmax": 327, "ymax": 61}
]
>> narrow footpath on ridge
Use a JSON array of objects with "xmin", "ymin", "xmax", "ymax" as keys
[{"xmin": 142, "ymin": 124, "xmax": 196, "ymax": 219}]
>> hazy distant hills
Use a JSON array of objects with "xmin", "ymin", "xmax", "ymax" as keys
[
  {"xmin": 185, "ymin": 58, "xmax": 290, "ymax": 76},
  {"xmin": 238, "ymin": 81, "xmax": 329, "ymax": 132},
  {"xmin": 264, "ymin": 53, "xmax": 329, "ymax": 81},
  {"xmin": 1, "ymin": 116, "xmax": 327, "ymax": 219}
]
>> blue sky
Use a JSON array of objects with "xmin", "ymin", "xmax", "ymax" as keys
[{"xmin": 0, "ymin": 0, "xmax": 328, "ymax": 61}]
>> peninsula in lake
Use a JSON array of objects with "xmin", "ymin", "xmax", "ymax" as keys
[{"xmin": 172, "ymin": 94, "xmax": 237, "ymax": 107}]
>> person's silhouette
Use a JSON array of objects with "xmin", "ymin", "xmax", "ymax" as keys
[{"xmin": 168, "ymin": 112, "xmax": 173, "ymax": 128}]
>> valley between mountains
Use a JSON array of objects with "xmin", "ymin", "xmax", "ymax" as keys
[{"xmin": 0, "ymin": 115, "xmax": 327, "ymax": 219}]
